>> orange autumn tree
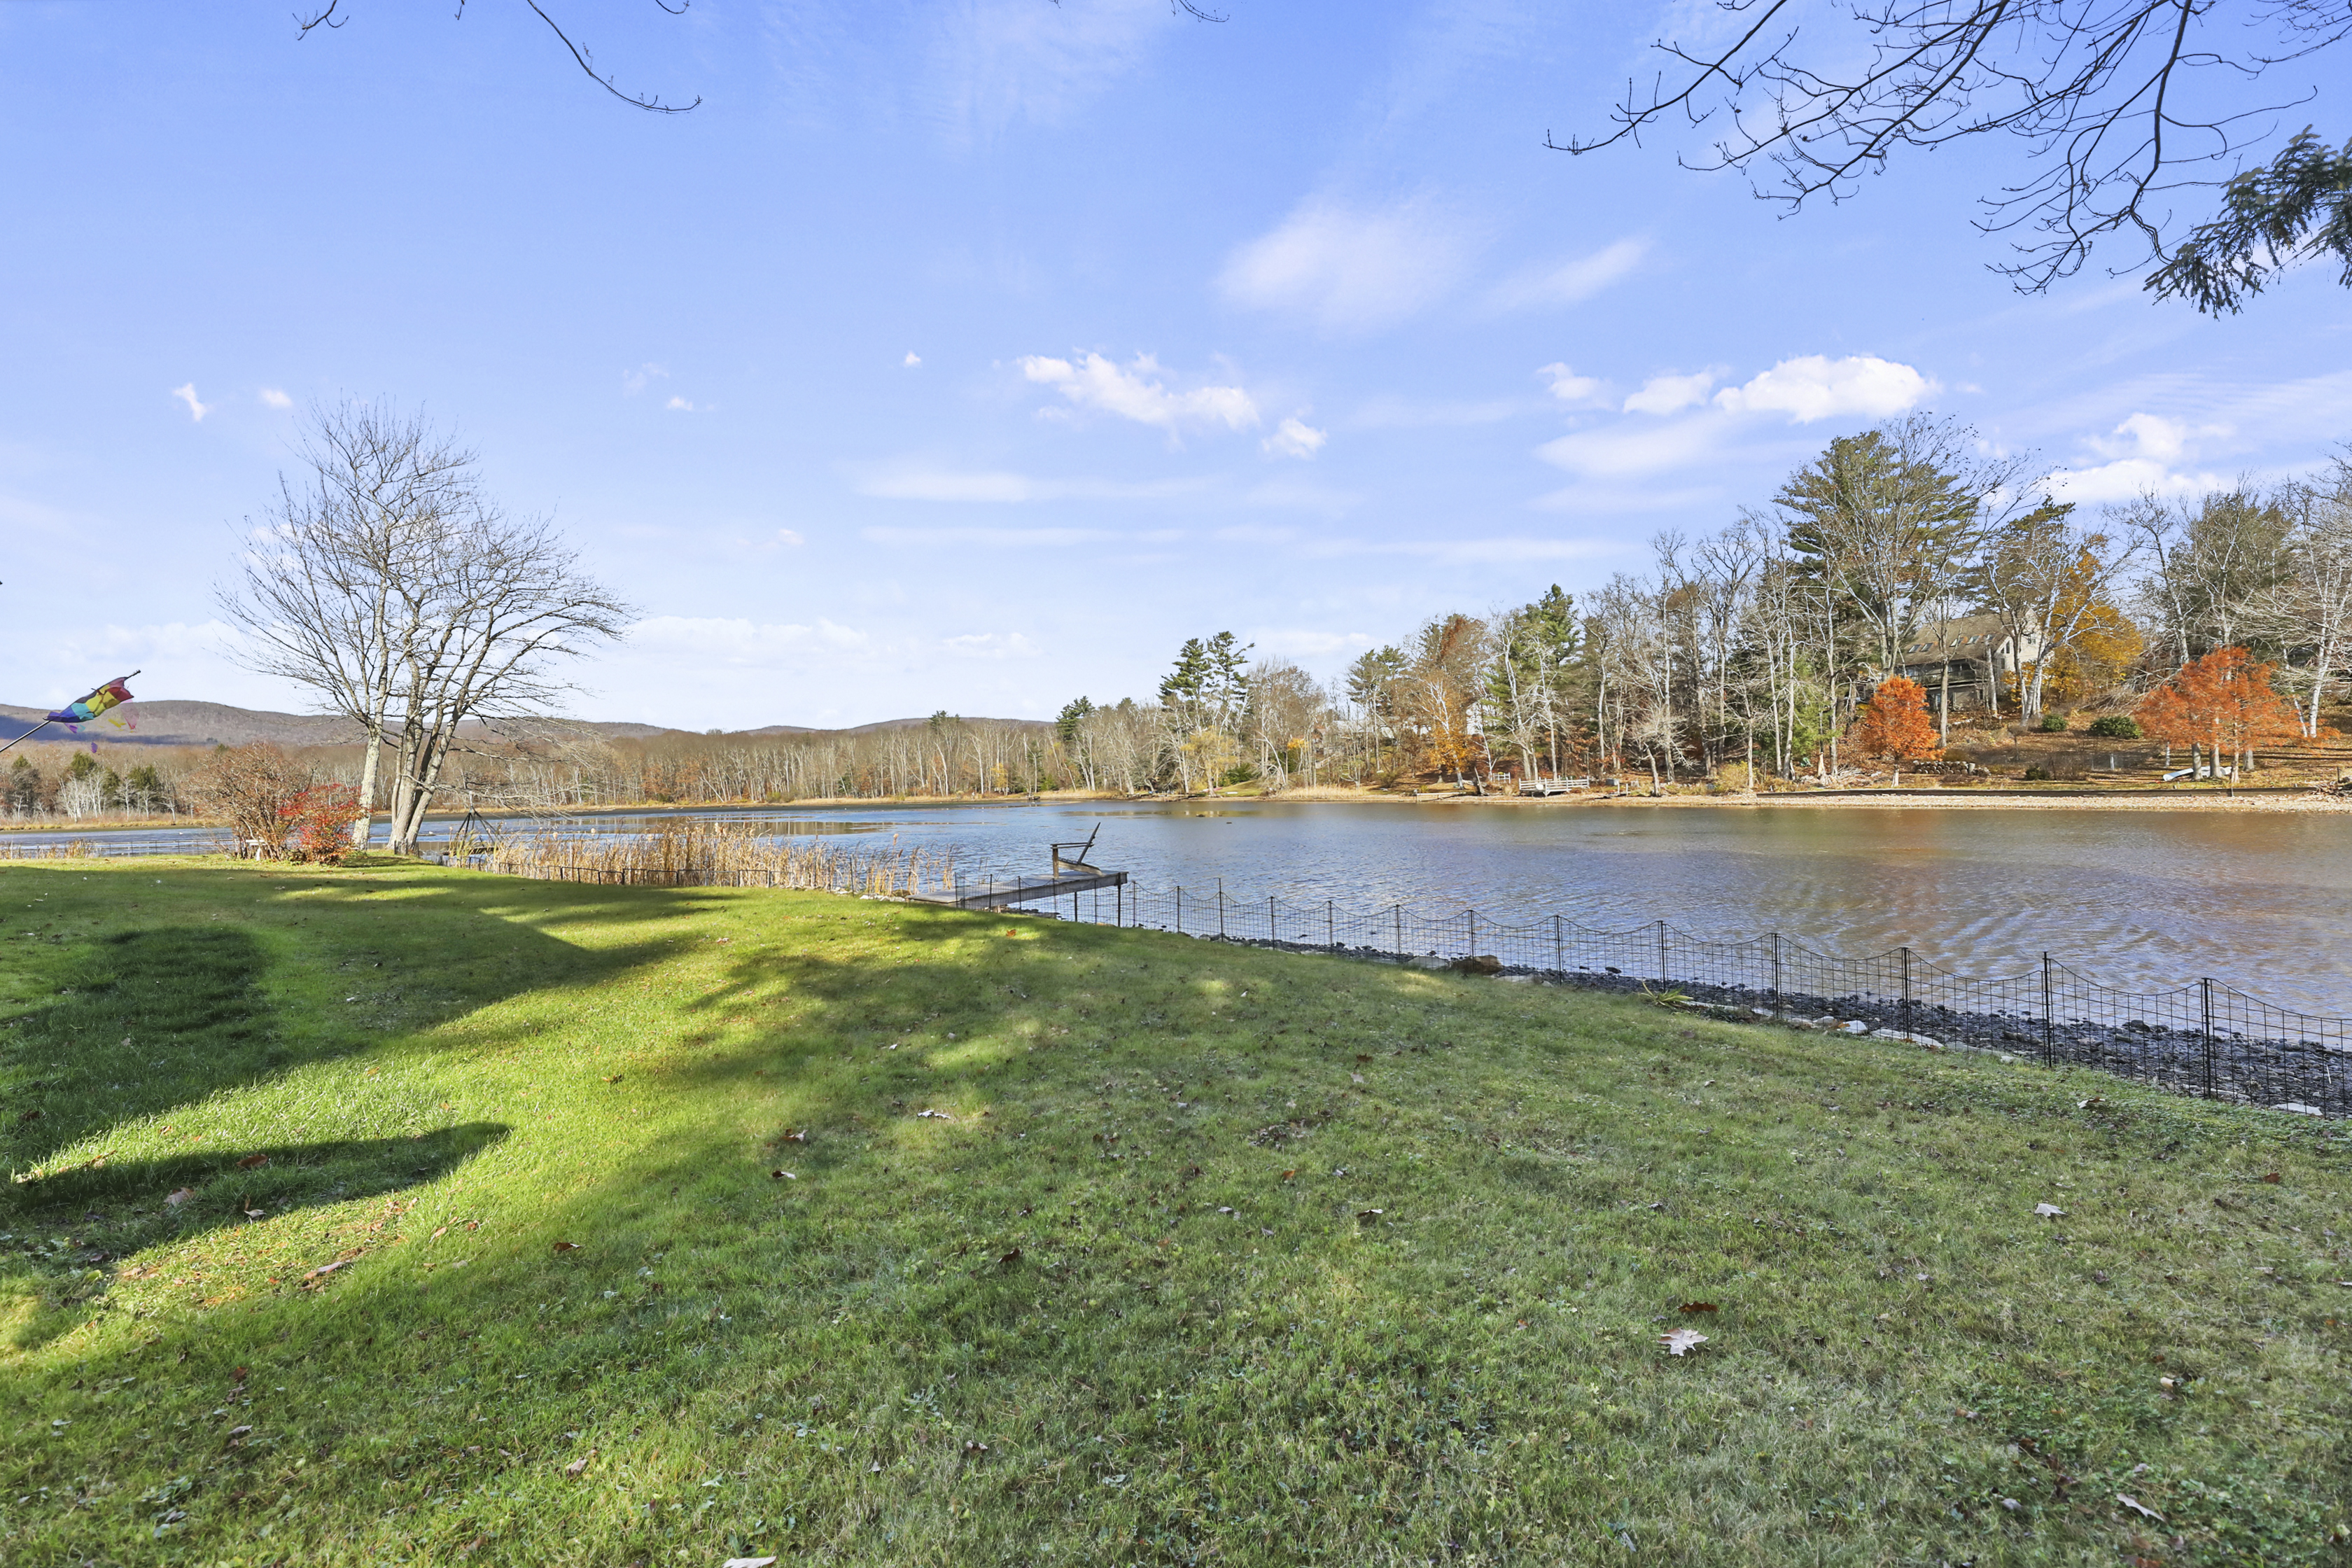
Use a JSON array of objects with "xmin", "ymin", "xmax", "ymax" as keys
[
  {"xmin": 2136, "ymin": 647, "xmax": 2302, "ymax": 769},
  {"xmin": 1854, "ymin": 676, "xmax": 1940, "ymax": 760}
]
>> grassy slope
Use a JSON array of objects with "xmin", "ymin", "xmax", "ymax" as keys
[{"xmin": 0, "ymin": 862, "xmax": 2347, "ymax": 1567}]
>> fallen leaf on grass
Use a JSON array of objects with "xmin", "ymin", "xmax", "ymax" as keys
[
  {"xmin": 1660, "ymin": 1328, "xmax": 1708, "ymax": 1356},
  {"xmin": 1356, "ymin": 1208, "xmax": 1383, "ymax": 1222},
  {"xmin": 998, "ymin": 1248, "xmax": 1023, "ymax": 1270},
  {"xmin": 2261, "ymin": 1172, "xmax": 2283, "ymax": 1184},
  {"xmin": 1676, "ymin": 1302, "xmax": 1719, "ymax": 1314},
  {"xmin": 916, "ymin": 1110, "xmax": 954, "ymax": 1120},
  {"xmin": 237, "ymin": 1154, "xmax": 269, "ymax": 1170},
  {"xmin": 561, "ymin": 1452, "xmax": 594, "ymax": 1478},
  {"xmin": 771, "ymin": 1170, "xmax": 797, "ymax": 1180},
  {"xmin": 242, "ymin": 1207, "xmax": 265, "ymax": 1221},
  {"xmin": 722, "ymin": 1557, "xmax": 779, "ymax": 1568},
  {"xmin": 601, "ymin": 1074, "xmax": 622, "ymax": 1084},
  {"xmin": 2034, "ymin": 1203, "xmax": 2066, "ymax": 1218},
  {"xmin": 431, "ymin": 1227, "xmax": 449, "ymax": 1240},
  {"xmin": 2117, "ymin": 1494, "xmax": 2165, "ymax": 1522},
  {"xmin": 302, "ymin": 1257, "xmax": 357, "ymax": 1283},
  {"xmin": 779, "ymin": 1129, "xmax": 808, "ymax": 1143},
  {"xmin": 552, "ymin": 1242, "xmax": 580, "ymax": 1254},
  {"xmin": 1350, "ymin": 1072, "xmax": 1365, "ymax": 1084},
  {"xmin": 165, "ymin": 1188, "xmax": 195, "ymax": 1208}
]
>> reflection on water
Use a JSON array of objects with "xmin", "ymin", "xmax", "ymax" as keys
[{"xmin": 20, "ymin": 800, "xmax": 2352, "ymax": 1013}]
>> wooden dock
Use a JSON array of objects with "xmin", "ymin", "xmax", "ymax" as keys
[{"xmin": 910, "ymin": 869, "xmax": 1129, "ymax": 912}]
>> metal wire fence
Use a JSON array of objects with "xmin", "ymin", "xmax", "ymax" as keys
[{"xmin": 991, "ymin": 879, "xmax": 2351, "ymax": 1120}]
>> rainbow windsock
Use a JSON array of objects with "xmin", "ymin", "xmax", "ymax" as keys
[{"xmin": 47, "ymin": 675, "xmax": 135, "ymax": 727}]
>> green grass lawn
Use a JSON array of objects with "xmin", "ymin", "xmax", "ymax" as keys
[{"xmin": 1, "ymin": 858, "xmax": 2347, "ymax": 1567}]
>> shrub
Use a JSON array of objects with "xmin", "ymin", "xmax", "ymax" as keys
[
  {"xmin": 283, "ymin": 783, "xmax": 361, "ymax": 864},
  {"xmin": 186, "ymin": 743, "xmax": 311, "ymax": 858},
  {"xmin": 2022, "ymin": 764, "xmax": 2054, "ymax": 780},
  {"xmin": 2036, "ymin": 713, "xmax": 2069, "ymax": 732},
  {"xmin": 2086, "ymin": 714, "xmax": 2141, "ymax": 738}
]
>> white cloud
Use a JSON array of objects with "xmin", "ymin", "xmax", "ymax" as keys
[
  {"xmin": 1536, "ymin": 412, "xmax": 1737, "ymax": 479},
  {"xmin": 1622, "ymin": 371, "xmax": 1719, "ymax": 417},
  {"xmin": 623, "ymin": 363, "xmax": 667, "ymax": 395},
  {"xmin": 1218, "ymin": 196, "xmax": 1474, "ymax": 332},
  {"xmin": 259, "ymin": 388, "xmax": 293, "ymax": 411},
  {"xmin": 776, "ymin": 528, "xmax": 805, "ymax": 547},
  {"xmin": 1252, "ymin": 628, "xmax": 1377, "ymax": 659},
  {"xmin": 666, "ymin": 396, "xmax": 696, "ymax": 412},
  {"xmin": 1018, "ymin": 352, "xmax": 1258, "ymax": 435},
  {"xmin": 941, "ymin": 631, "xmax": 1042, "ymax": 659},
  {"xmin": 904, "ymin": 351, "xmax": 922, "ymax": 368},
  {"xmin": 1712, "ymin": 354, "xmax": 1934, "ymax": 422},
  {"xmin": 171, "ymin": 384, "xmax": 209, "ymax": 422},
  {"xmin": 1537, "ymin": 363, "xmax": 1608, "ymax": 407},
  {"xmin": 853, "ymin": 465, "xmax": 1208, "ymax": 503},
  {"xmin": 1262, "ymin": 416, "xmax": 1326, "ymax": 460},
  {"xmin": 863, "ymin": 524, "xmax": 1120, "ymax": 547},
  {"xmin": 1490, "ymin": 237, "xmax": 1649, "ymax": 309},
  {"xmin": 923, "ymin": 0, "xmax": 1175, "ymax": 144},
  {"xmin": 2047, "ymin": 412, "xmax": 2234, "ymax": 502}
]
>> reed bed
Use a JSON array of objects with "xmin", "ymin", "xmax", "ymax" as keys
[{"xmin": 483, "ymin": 817, "xmax": 949, "ymax": 896}]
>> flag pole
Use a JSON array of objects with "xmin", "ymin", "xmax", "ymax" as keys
[
  {"xmin": 0, "ymin": 669, "xmax": 140, "ymax": 760},
  {"xmin": 0, "ymin": 719, "xmax": 57, "ymax": 760}
]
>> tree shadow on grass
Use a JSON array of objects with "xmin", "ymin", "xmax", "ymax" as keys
[
  {"xmin": 0, "ymin": 881, "xmax": 685, "ymax": 1181},
  {"xmin": 2, "ymin": 1122, "xmax": 510, "ymax": 1352}
]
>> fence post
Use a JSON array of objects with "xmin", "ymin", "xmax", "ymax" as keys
[
  {"xmin": 1657, "ymin": 920, "xmax": 1669, "ymax": 987},
  {"xmin": 2200, "ymin": 977, "xmax": 2216, "ymax": 1099},
  {"xmin": 2040, "ymin": 953, "xmax": 2054, "ymax": 1065},
  {"xmin": 1469, "ymin": 909, "xmax": 1478, "ymax": 958},
  {"xmin": 1900, "ymin": 946, "xmax": 1913, "ymax": 1036},
  {"xmin": 1175, "ymin": 886, "xmax": 1182, "ymax": 935},
  {"xmin": 1269, "ymin": 894, "xmax": 1276, "ymax": 945},
  {"xmin": 1553, "ymin": 913, "xmax": 1563, "ymax": 979},
  {"xmin": 1394, "ymin": 904, "xmax": 1403, "ymax": 958},
  {"xmin": 1218, "ymin": 888, "xmax": 1225, "ymax": 938},
  {"xmin": 1327, "ymin": 899, "xmax": 1336, "ymax": 955},
  {"xmin": 1770, "ymin": 931, "xmax": 1782, "ymax": 1020}
]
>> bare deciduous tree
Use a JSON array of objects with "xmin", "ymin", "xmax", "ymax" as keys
[{"xmin": 220, "ymin": 400, "xmax": 634, "ymax": 858}]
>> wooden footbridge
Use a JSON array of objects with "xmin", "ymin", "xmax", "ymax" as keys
[{"xmin": 909, "ymin": 825, "xmax": 1129, "ymax": 913}]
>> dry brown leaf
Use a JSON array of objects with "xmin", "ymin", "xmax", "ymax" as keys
[
  {"xmin": 1676, "ymin": 1302, "xmax": 1719, "ymax": 1314},
  {"xmin": 237, "ymin": 1154, "xmax": 270, "ymax": 1170},
  {"xmin": 1356, "ymin": 1208, "xmax": 1383, "ymax": 1221},
  {"xmin": 1660, "ymin": 1328, "xmax": 1708, "ymax": 1356},
  {"xmin": 165, "ymin": 1188, "xmax": 196, "ymax": 1208},
  {"xmin": 601, "ymin": 1074, "xmax": 623, "ymax": 1084},
  {"xmin": 2260, "ymin": 1172, "xmax": 2282, "ymax": 1184},
  {"xmin": 771, "ymin": 1169, "xmax": 797, "ymax": 1180},
  {"xmin": 561, "ymin": 1452, "xmax": 594, "ymax": 1478},
  {"xmin": 552, "ymin": 1241, "xmax": 580, "ymax": 1254}
]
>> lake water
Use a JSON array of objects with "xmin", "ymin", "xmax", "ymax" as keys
[{"xmin": 15, "ymin": 800, "xmax": 2352, "ymax": 1014}]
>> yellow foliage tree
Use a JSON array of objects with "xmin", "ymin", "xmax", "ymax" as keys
[{"xmin": 2039, "ymin": 550, "xmax": 2144, "ymax": 707}]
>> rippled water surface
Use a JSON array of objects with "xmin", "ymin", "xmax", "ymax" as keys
[{"xmin": 23, "ymin": 800, "xmax": 2352, "ymax": 1012}]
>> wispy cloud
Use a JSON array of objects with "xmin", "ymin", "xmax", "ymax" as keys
[
  {"xmin": 259, "ymin": 388, "xmax": 293, "ymax": 411},
  {"xmin": 1623, "ymin": 370, "xmax": 1721, "ymax": 416},
  {"xmin": 1489, "ymin": 237, "xmax": 1649, "ymax": 310},
  {"xmin": 1219, "ymin": 195, "xmax": 1476, "ymax": 333},
  {"xmin": 1537, "ymin": 363, "xmax": 1609, "ymax": 409},
  {"xmin": 1262, "ymin": 415, "xmax": 1327, "ymax": 460},
  {"xmin": 862, "ymin": 524, "xmax": 1123, "ymax": 547},
  {"xmin": 171, "ymin": 384, "xmax": 209, "ymax": 422},
  {"xmin": 903, "ymin": 351, "xmax": 922, "ymax": 368},
  {"xmin": 1351, "ymin": 394, "xmax": 1520, "ymax": 428},
  {"xmin": 853, "ymin": 465, "xmax": 1210, "ymax": 503},
  {"xmin": 666, "ymin": 396, "xmax": 698, "ymax": 412},
  {"xmin": 623, "ymin": 363, "xmax": 668, "ymax": 395},
  {"xmin": 1018, "ymin": 352, "xmax": 1259, "ymax": 434}
]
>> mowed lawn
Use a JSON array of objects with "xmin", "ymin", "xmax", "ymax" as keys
[{"xmin": 1, "ymin": 860, "xmax": 2347, "ymax": 1567}]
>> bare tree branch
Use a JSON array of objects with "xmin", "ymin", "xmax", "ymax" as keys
[
  {"xmin": 291, "ymin": 0, "xmax": 699, "ymax": 112},
  {"xmin": 1554, "ymin": 0, "xmax": 2352, "ymax": 302}
]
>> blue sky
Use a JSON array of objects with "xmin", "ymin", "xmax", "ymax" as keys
[{"xmin": 6, "ymin": 1, "xmax": 2350, "ymax": 728}]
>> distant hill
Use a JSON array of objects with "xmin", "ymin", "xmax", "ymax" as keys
[{"xmin": 0, "ymin": 701, "xmax": 1046, "ymax": 748}]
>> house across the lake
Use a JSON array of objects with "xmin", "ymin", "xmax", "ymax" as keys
[{"xmin": 1891, "ymin": 614, "xmax": 2043, "ymax": 711}]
